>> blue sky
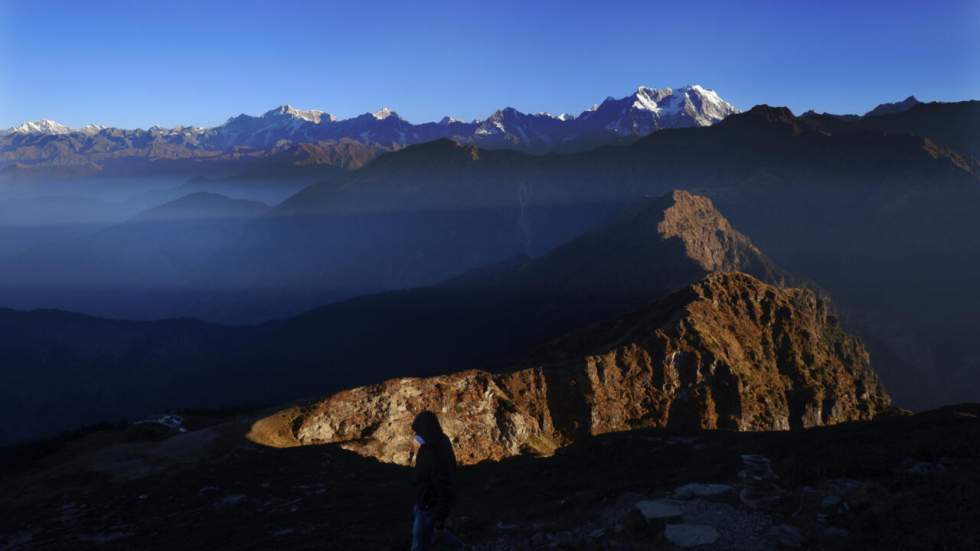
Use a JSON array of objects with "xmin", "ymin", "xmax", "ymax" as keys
[{"xmin": 1, "ymin": 0, "xmax": 978, "ymax": 129}]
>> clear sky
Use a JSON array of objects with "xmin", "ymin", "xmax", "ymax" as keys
[{"xmin": 1, "ymin": 0, "xmax": 978, "ymax": 129}]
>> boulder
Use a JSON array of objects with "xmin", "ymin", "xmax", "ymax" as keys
[{"xmin": 665, "ymin": 524, "xmax": 720, "ymax": 547}]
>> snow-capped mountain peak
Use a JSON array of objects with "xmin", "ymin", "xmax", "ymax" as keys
[
  {"xmin": 9, "ymin": 119, "xmax": 73, "ymax": 135},
  {"xmin": 80, "ymin": 123, "xmax": 106, "ymax": 135},
  {"xmin": 2, "ymin": 84, "xmax": 740, "ymax": 160},
  {"xmin": 263, "ymin": 105, "xmax": 333, "ymax": 124},
  {"xmin": 631, "ymin": 86, "xmax": 674, "ymax": 113},
  {"xmin": 372, "ymin": 107, "xmax": 399, "ymax": 121},
  {"xmin": 571, "ymin": 83, "xmax": 738, "ymax": 139},
  {"xmin": 673, "ymin": 84, "xmax": 738, "ymax": 125}
]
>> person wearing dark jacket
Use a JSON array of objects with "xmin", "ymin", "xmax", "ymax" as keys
[{"xmin": 411, "ymin": 410, "xmax": 463, "ymax": 550}]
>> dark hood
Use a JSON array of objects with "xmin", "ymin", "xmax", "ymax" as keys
[{"xmin": 411, "ymin": 410, "xmax": 444, "ymax": 443}]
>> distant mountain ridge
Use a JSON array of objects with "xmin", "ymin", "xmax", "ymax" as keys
[
  {"xmin": 0, "ymin": 85, "xmax": 736, "ymax": 174},
  {"xmin": 865, "ymin": 96, "xmax": 921, "ymax": 117}
]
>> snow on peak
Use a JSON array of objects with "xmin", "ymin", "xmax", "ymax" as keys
[
  {"xmin": 439, "ymin": 116, "xmax": 465, "ymax": 125},
  {"xmin": 530, "ymin": 111, "xmax": 575, "ymax": 122},
  {"xmin": 10, "ymin": 119, "xmax": 73, "ymax": 135},
  {"xmin": 631, "ymin": 86, "xmax": 673, "ymax": 113},
  {"xmin": 372, "ymin": 107, "xmax": 399, "ymax": 120},
  {"xmin": 673, "ymin": 84, "xmax": 739, "ymax": 123},
  {"xmin": 265, "ymin": 105, "xmax": 332, "ymax": 123}
]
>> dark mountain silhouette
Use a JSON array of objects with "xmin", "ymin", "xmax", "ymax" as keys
[
  {"xmin": 135, "ymin": 192, "xmax": 268, "ymax": 220},
  {"xmin": 0, "ymin": 307, "xmax": 249, "ymax": 444},
  {"xmin": 201, "ymin": 102, "xmax": 977, "ymax": 321},
  {"xmin": 233, "ymin": 190, "xmax": 795, "ymax": 397},
  {"xmin": 801, "ymin": 99, "xmax": 980, "ymax": 159},
  {"xmin": 864, "ymin": 95, "xmax": 922, "ymax": 117},
  {"xmin": 0, "ymin": 191, "xmax": 795, "ymax": 445},
  {"xmin": 1, "ymin": 102, "xmax": 979, "ymax": 410},
  {"xmin": 5, "ymin": 102, "xmax": 977, "ymax": 325},
  {"xmin": 0, "ymin": 193, "xmax": 270, "ymax": 320}
]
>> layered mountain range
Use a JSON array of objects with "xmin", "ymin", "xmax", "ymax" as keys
[
  {"xmin": 0, "ymin": 191, "xmax": 828, "ymax": 445},
  {"xmin": 0, "ymin": 85, "xmax": 736, "ymax": 174},
  {"xmin": 2, "ymin": 98, "xmax": 978, "ymax": 416},
  {"xmin": 0, "ymin": 93, "xmax": 978, "ymax": 441},
  {"xmin": 9, "ymin": 98, "xmax": 969, "ymax": 322}
]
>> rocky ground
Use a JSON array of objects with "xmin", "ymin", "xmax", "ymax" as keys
[{"xmin": 1, "ymin": 404, "xmax": 978, "ymax": 550}]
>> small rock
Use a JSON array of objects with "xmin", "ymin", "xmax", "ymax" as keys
[
  {"xmin": 825, "ymin": 527, "xmax": 850, "ymax": 538},
  {"xmin": 827, "ymin": 479, "xmax": 863, "ymax": 495},
  {"xmin": 739, "ymin": 487, "xmax": 781, "ymax": 510},
  {"xmin": 635, "ymin": 499, "xmax": 684, "ymax": 521},
  {"xmin": 550, "ymin": 530, "xmax": 576, "ymax": 546},
  {"xmin": 821, "ymin": 495, "xmax": 843, "ymax": 509},
  {"xmin": 219, "ymin": 494, "xmax": 246, "ymax": 506},
  {"xmin": 4, "ymin": 533, "xmax": 33, "ymax": 546},
  {"xmin": 741, "ymin": 454, "xmax": 773, "ymax": 475},
  {"xmin": 495, "ymin": 521, "xmax": 519, "ymax": 530},
  {"xmin": 674, "ymin": 483, "xmax": 735, "ymax": 499},
  {"xmin": 197, "ymin": 486, "xmax": 220, "ymax": 496},
  {"xmin": 588, "ymin": 527, "xmax": 606, "ymax": 539},
  {"xmin": 765, "ymin": 524, "xmax": 803, "ymax": 547},
  {"xmin": 898, "ymin": 460, "xmax": 946, "ymax": 476},
  {"xmin": 664, "ymin": 524, "xmax": 720, "ymax": 547}
]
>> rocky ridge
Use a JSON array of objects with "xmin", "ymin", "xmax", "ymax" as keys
[
  {"xmin": 480, "ymin": 189, "xmax": 793, "ymax": 300},
  {"xmin": 251, "ymin": 273, "xmax": 891, "ymax": 465}
]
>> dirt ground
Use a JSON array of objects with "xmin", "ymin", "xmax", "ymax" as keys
[{"xmin": 1, "ymin": 405, "xmax": 978, "ymax": 550}]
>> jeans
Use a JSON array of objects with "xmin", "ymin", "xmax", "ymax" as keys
[{"xmin": 412, "ymin": 505, "xmax": 464, "ymax": 551}]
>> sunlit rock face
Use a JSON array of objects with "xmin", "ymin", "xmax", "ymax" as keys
[{"xmin": 253, "ymin": 273, "xmax": 890, "ymax": 465}]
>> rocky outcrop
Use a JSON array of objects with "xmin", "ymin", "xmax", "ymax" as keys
[{"xmin": 250, "ymin": 273, "xmax": 891, "ymax": 465}]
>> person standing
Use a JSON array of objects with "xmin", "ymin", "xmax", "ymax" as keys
[{"xmin": 411, "ymin": 411, "xmax": 464, "ymax": 550}]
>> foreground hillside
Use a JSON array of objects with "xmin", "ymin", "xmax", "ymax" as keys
[{"xmin": 2, "ymin": 404, "xmax": 976, "ymax": 549}]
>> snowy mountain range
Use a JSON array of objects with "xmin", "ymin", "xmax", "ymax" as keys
[{"xmin": 0, "ymin": 85, "xmax": 738, "ymax": 173}]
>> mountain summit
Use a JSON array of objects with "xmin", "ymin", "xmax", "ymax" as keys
[
  {"xmin": 575, "ymin": 84, "xmax": 737, "ymax": 138},
  {"xmin": 864, "ymin": 96, "xmax": 921, "ymax": 117},
  {"xmin": 262, "ymin": 105, "xmax": 334, "ymax": 124},
  {"xmin": 6, "ymin": 119, "xmax": 73, "ymax": 135},
  {"xmin": 463, "ymin": 189, "xmax": 791, "ymax": 303}
]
